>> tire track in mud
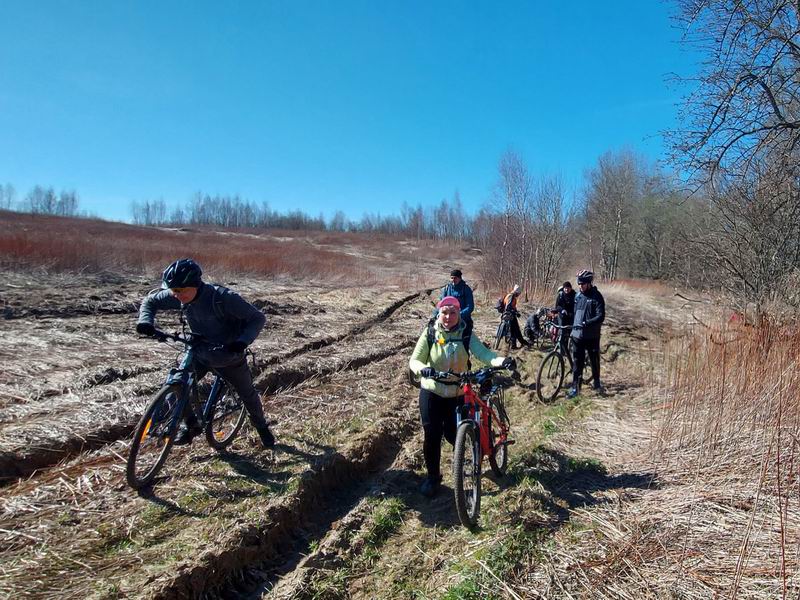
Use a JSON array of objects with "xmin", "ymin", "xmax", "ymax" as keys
[
  {"xmin": 0, "ymin": 290, "xmax": 432, "ymax": 485},
  {"xmin": 147, "ymin": 393, "xmax": 418, "ymax": 600},
  {"xmin": 1, "ymin": 301, "xmax": 140, "ymax": 320}
]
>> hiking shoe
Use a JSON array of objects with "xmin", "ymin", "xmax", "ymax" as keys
[
  {"xmin": 173, "ymin": 423, "xmax": 202, "ymax": 446},
  {"xmin": 592, "ymin": 382, "xmax": 606, "ymax": 395},
  {"xmin": 565, "ymin": 388, "xmax": 580, "ymax": 400},
  {"xmin": 419, "ymin": 474, "xmax": 443, "ymax": 498},
  {"xmin": 256, "ymin": 424, "xmax": 275, "ymax": 448}
]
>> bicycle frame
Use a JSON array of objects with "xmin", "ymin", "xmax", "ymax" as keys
[
  {"xmin": 161, "ymin": 342, "xmax": 226, "ymax": 431},
  {"xmin": 455, "ymin": 379, "xmax": 508, "ymax": 458}
]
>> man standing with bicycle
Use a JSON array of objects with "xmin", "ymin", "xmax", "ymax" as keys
[
  {"xmin": 567, "ymin": 270, "xmax": 605, "ymax": 398},
  {"xmin": 135, "ymin": 258, "xmax": 275, "ymax": 448}
]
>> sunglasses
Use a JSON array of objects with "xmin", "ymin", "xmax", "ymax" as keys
[{"xmin": 170, "ymin": 287, "xmax": 193, "ymax": 294}]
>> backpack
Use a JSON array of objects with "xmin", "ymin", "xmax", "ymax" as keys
[
  {"xmin": 407, "ymin": 319, "xmax": 472, "ymax": 388},
  {"xmin": 494, "ymin": 297, "xmax": 506, "ymax": 313},
  {"xmin": 209, "ymin": 284, "xmax": 229, "ymax": 321}
]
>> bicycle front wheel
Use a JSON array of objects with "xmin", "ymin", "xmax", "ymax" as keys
[
  {"xmin": 488, "ymin": 390, "xmax": 510, "ymax": 476},
  {"xmin": 453, "ymin": 421, "xmax": 482, "ymax": 529},
  {"xmin": 536, "ymin": 351, "xmax": 565, "ymax": 403},
  {"xmin": 205, "ymin": 386, "xmax": 247, "ymax": 450},
  {"xmin": 126, "ymin": 385, "xmax": 181, "ymax": 490},
  {"xmin": 494, "ymin": 322, "xmax": 505, "ymax": 350}
]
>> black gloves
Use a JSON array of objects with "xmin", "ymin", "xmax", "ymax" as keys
[
  {"xmin": 225, "ymin": 341, "xmax": 248, "ymax": 353},
  {"xmin": 502, "ymin": 357, "xmax": 517, "ymax": 371},
  {"xmin": 136, "ymin": 322, "xmax": 156, "ymax": 337},
  {"xmin": 420, "ymin": 367, "xmax": 436, "ymax": 378}
]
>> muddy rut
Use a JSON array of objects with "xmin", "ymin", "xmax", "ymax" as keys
[{"xmin": 0, "ymin": 289, "xmax": 432, "ymax": 485}]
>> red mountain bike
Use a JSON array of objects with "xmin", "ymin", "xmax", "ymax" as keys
[{"xmin": 430, "ymin": 366, "xmax": 515, "ymax": 528}]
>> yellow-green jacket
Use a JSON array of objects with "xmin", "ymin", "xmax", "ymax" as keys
[{"xmin": 409, "ymin": 320, "xmax": 505, "ymax": 398}]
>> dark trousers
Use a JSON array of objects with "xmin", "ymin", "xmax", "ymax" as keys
[
  {"xmin": 571, "ymin": 337, "xmax": 601, "ymax": 390},
  {"xmin": 418, "ymin": 389, "xmax": 463, "ymax": 478},
  {"xmin": 559, "ymin": 315, "xmax": 574, "ymax": 356},
  {"xmin": 188, "ymin": 347, "xmax": 268, "ymax": 429},
  {"xmin": 524, "ymin": 316, "xmax": 540, "ymax": 344},
  {"xmin": 508, "ymin": 315, "xmax": 526, "ymax": 347}
]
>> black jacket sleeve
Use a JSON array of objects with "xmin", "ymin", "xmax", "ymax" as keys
[{"xmin": 137, "ymin": 290, "xmax": 181, "ymax": 326}]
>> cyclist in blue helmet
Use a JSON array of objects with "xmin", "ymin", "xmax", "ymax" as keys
[{"xmin": 136, "ymin": 258, "xmax": 275, "ymax": 448}]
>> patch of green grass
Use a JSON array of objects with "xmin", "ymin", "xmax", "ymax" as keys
[
  {"xmin": 100, "ymin": 536, "xmax": 135, "ymax": 556},
  {"xmin": 441, "ymin": 526, "xmax": 547, "ymax": 600},
  {"xmin": 565, "ymin": 456, "xmax": 607, "ymax": 475},
  {"xmin": 306, "ymin": 566, "xmax": 350, "ymax": 600},
  {"xmin": 440, "ymin": 578, "xmax": 482, "ymax": 600},
  {"xmin": 542, "ymin": 419, "xmax": 559, "ymax": 436},
  {"xmin": 362, "ymin": 497, "xmax": 406, "ymax": 551}
]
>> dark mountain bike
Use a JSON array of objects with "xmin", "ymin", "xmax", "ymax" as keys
[
  {"xmin": 429, "ymin": 366, "xmax": 515, "ymax": 529},
  {"xmin": 494, "ymin": 309, "xmax": 518, "ymax": 350},
  {"xmin": 535, "ymin": 324, "xmax": 590, "ymax": 402},
  {"xmin": 126, "ymin": 330, "xmax": 247, "ymax": 490}
]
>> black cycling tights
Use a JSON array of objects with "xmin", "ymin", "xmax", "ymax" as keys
[
  {"xmin": 571, "ymin": 337, "xmax": 601, "ymax": 390},
  {"xmin": 418, "ymin": 389, "xmax": 463, "ymax": 479}
]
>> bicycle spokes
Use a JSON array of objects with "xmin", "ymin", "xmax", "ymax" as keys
[{"xmin": 127, "ymin": 386, "xmax": 181, "ymax": 489}]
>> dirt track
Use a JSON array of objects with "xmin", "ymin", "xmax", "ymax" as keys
[{"xmin": 0, "ymin": 268, "xmax": 680, "ymax": 599}]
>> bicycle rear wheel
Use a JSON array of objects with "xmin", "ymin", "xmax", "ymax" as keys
[
  {"xmin": 205, "ymin": 385, "xmax": 247, "ymax": 450},
  {"xmin": 488, "ymin": 390, "xmax": 510, "ymax": 476},
  {"xmin": 453, "ymin": 421, "xmax": 481, "ymax": 529},
  {"xmin": 536, "ymin": 351, "xmax": 565, "ymax": 403},
  {"xmin": 126, "ymin": 385, "xmax": 181, "ymax": 489}
]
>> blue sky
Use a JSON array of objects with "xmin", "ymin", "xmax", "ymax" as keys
[{"xmin": 0, "ymin": 1, "xmax": 701, "ymax": 222}]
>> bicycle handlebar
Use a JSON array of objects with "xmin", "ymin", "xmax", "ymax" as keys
[
  {"xmin": 429, "ymin": 365, "xmax": 511, "ymax": 384},
  {"xmin": 143, "ymin": 329, "xmax": 225, "ymax": 351},
  {"xmin": 548, "ymin": 323, "xmax": 582, "ymax": 330}
]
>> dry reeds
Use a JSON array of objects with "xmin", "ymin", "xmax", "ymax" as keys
[{"xmin": 652, "ymin": 316, "xmax": 800, "ymax": 597}]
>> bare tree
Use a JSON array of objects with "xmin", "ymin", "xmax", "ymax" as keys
[
  {"xmin": 671, "ymin": 0, "xmax": 800, "ymax": 185},
  {"xmin": 583, "ymin": 151, "xmax": 642, "ymax": 281}
]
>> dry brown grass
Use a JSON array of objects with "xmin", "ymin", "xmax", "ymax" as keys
[
  {"xmin": 651, "ymin": 317, "xmax": 800, "ymax": 597},
  {"xmin": 524, "ymin": 290, "xmax": 800, "ymax": 598},
  {"xmin": 0, "ymin": 210, "xmax": 470, "ymax": 287}
]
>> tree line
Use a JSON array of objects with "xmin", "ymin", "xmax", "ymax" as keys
[
  {"xmin": 0, "ymin": 184, "xmax": 80, "ymax": 217},
  {"xmin": 130, "ymin": 192, "xmax": 473, "ymax": 241}
]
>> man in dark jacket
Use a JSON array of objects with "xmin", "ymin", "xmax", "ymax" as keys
[
  {"xmin": 567, "ymin": 270, "xmax": 605, "ymax": 397},
  {"xmin": 135, "ymin": 258, "xmax": 275, "ymax": 447},
  {"xmin": 440, "ymin": 269, "xmax": 475, "ymax": 337},
  {"xmin": 555, "ymin": 281, "xmax": 576, "ymax": 356}
]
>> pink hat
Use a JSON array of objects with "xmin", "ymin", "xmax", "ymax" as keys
[{"xmin": 436, "ymin": 296, "xmax": 461, "ymax": 310}]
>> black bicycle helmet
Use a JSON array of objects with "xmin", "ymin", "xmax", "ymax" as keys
[
  {"xmin": 161, "ymin": 258, "xmax": 202, "ymax": 289},
  {"xmin": 576, "ymin": 269, "xmax": 594, "ymax": 284}
]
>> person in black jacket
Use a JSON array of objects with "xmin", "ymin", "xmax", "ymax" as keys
[
  {"xmin": 567, "ymin": 270, "xmax": 605, "ymax": 397},
  {"xmin": 136, "ymin": 258, "xmax": 275, "ymax": 448},
  {"xmin": 555, "ymin": 281, "xmax": 576, "ymax": 356}
]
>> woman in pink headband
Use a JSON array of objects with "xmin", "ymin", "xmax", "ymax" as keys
[{"xmin": 408, "ymin": 296, "xmax": 516, "ymax": 498}]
